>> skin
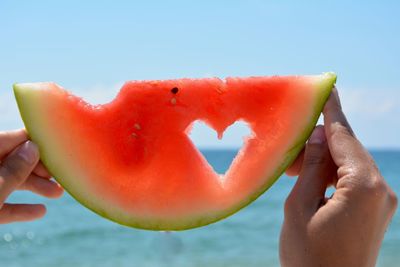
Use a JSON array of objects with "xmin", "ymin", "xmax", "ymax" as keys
[
  {"xmin": 281, "ymin": 88, "xmax": 398, "ymax": 267},
  {"xmin": 0, "ymin": 129, "xmax": 63, "ymax": 224}
]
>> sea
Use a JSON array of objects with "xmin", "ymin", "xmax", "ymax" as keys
[{"xmin": 0, "ymin": 150, "xmax": 399, "ymax": 267}]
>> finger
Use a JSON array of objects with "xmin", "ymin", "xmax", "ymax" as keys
[
  {"xmin": 0, "ymin": 141, "xmax": 39, "ymax": 203},
  {"xmin": 18, "ymin": 174, "xmax": 63, "ymax": 198},
  {"xmin": 285, "ymin": 149, "xmax": 304, "ymax": 176},
  {"xmin": 323, "ymin": 87, "xmax": 354, "ymax": 137},
  {"xmin": 33, "ymin": 161, "xmax": 52, "ymax": 178},
  {"xmin": 286, "ymin": 126, "xmax": 335, "ymax": 215},
  {"xmin": 323, "ymin": 88, "xmax": 375, "ymax": 174},
  {"xmin": 0, "ymin": 203, "xmax": 46, "ymax": 224},
  {"xmin": 0, "ymin": 129, "xmax": 28, "ymax": 159}
]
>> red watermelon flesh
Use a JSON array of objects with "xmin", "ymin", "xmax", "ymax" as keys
[{"xmin": 13, "ymin": 73, "xmax": 336, "ymax": 230}]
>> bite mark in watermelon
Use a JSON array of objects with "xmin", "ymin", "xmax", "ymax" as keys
[{"xmin": 13, "ymin": 73, "xmax": 336, "ymax": 230}]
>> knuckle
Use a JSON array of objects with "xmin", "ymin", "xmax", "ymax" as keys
[
  {"xmin": 1, "ymin": 157, "xmax": 28, "ymax": 183},
  {"xmin": 303, "ymin": 149, "xmax": 327, "ymax": 166},
  {"xmin": 368, "ymin": 177, "xmax": 387, "ymax": 195},
  {"xmin": 331, "ymin": 123, "xmax": 353, "ymax": 140},
  {"xmin": 344, "ymin": 171, "xmax": 398, "ymax": 212},
  {"xmin": 362, "ymin": 176, "xmax": 387, "ymax": 195},
  {"xmin": 358, "ymin": 175, "xmax": 394, "ymax": 203}
]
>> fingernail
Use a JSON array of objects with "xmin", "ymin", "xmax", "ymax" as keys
[
  {"xmin": 309, "ymin": 126, "xmax": 326, "ymax": 144},
  {"xmin": 17, "ymin": 141, "xmax": 38, "ymax": 164}
]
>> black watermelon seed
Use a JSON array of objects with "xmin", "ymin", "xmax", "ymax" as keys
[{"xmin": 171, "ymin": 87, "xmax": 179, "ymax": 94}]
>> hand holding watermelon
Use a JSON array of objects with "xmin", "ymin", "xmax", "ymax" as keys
[
  {"xmin": 0, "ymin": 130, "xmax": 63, "ymax": 224},
  {"xmin": 280, "ymin": 88, "xmax": 398, "ymax": 267}
]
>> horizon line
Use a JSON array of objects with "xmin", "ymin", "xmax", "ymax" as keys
[{"xmin": 197, "ymin": 146, "xmax": 400, "ymax": 152}]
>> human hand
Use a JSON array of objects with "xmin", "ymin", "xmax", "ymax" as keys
[
  {"xmin": 280, "ymin": 88, "xmax": 397, "ymax": 267},
  {"xmin": 0, "ymin": 129, "xmax": 63, "ymax": 224}
]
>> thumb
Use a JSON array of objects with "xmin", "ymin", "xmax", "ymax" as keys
[
  {"xmin": 286, "ymin": 126, "xmax": 335, "ymax": 215},
  {"xmin": 0, "ymin": 141, "xmax": 39, "ymax": 204}
]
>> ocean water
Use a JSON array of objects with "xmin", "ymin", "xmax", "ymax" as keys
[{"xmin": 0, "ymin": 150, "xmax": 398, "ymax": 267}]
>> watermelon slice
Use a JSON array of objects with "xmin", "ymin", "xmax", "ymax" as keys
[{"xmin": 13, "ymin": 73, "xmax": 336, "ymax": 230}]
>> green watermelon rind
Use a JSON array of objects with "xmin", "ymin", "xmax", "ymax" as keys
[{"xmin": 13, "ymin": 73, "xmax": 336, "ymax": 231}]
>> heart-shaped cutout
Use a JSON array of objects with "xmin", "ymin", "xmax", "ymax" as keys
[{"xmin": 186, "ymin": 120, "xmax": 252, "ymax": 175}]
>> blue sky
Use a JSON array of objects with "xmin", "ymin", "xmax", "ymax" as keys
[{"xmin": 1, "ymin": 1, "xmax": 399, "ymax": 148}]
